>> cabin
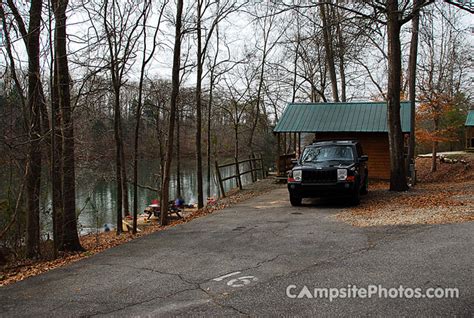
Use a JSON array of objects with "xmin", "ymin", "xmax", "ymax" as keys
[
  {"xmin": 273, "ymin": 101, "xmax": 412, "ymax": 180},
  {"xmin": 466, "ymin": 110, "xmax": 474, "ymax": 152}
]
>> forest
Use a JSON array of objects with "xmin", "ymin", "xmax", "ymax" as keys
[{"xmin": 0, "ymin": 0, "xmax": 472, "ymax": 261}]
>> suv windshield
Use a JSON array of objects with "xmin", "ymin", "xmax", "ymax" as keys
[{"xmin": 301, "ymin": 145, "xmax": 354, "ymax": 163}]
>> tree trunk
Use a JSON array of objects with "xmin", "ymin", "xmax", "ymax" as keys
[
  {"xmin": 195, "ymin": 1, "xmax": 204, "ymax": 209},
  {"xmin": 25, "ymin": 0, "xmax": 44, "ymax": 259},
  {"xmin": 431, "ymin": 115, "xmax": 439, "ymax": 172},
  {"xmin": 120, "ymin": 142, "xmax": 129, "ymax": 217},
  {"xmin": 234, "ymin": 121, "xmax": 239, "ymax": 159},
  {"xmin": 335, "ymin": 6, "xmax": 346, "ymax": 102},
  {"xmin": 132, "ymin": 87, "xmax": 142, "ymax": 234},
  {"xmin": 431, "ymin": 141, "xmax": 437, "ymax": 172},
  {"xmin": 407, "ymin": 0, "xmax": 420, "ymax": 178},
  {"xmin": 161, "ymin": 0, "xmax": 183, "ymax": 225},
  {"xmin": 53, "ymin": 0, "xmax": 83, "ymax": 251},
  {"xmin": 133, "ymin": 1, "xmax": 163, "ymax": 233},
  {"xmin": 206, "ymin": 74, "xmax": 215, "ymax": 198},
  {"xmin": 176, "ymin": 106, "xmax": 181, "ymax": 198},
  {"xmin": 291, "ymin": 30, "xmax": 300, "ymax": 104},
  {"xmin": 249, "ymin": 43, "xmax": 267, "ymax": 153},
  {"xmin": 320, "ymin": 2, "xmax": 339, "ymax": 102},
  {"xmin": 114, "ymin": 89, "xmax": 123, "ymax": 234},
  {"xmin": 51, "ymin": 12, "xmax": 63, "ymax": 253},
  {"xmin": 387, "ymin": 0, "xmax": 409, "ymax": 191}
]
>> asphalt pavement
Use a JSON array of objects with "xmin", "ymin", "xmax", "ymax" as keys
[{"xmin": 0, "ymin": 188, "xmax": 472, "ymax": 317}]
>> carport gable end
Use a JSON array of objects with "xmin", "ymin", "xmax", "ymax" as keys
[{"xmin": 273, "ymin": 101, "xmax": 412, "ymax": 180}]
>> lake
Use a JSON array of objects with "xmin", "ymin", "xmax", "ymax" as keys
[
  {"xmin": 74, "ymin": 158, "xmax": 255, "ymax": 233},
  {"xmin": 0, "ymin": 158, "xmax": 257, "ymax": 235}
]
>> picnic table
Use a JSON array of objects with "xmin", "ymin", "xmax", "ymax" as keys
[{"xmin": 145, "ymin": 202, "xmax": 182, "ymax": 220}]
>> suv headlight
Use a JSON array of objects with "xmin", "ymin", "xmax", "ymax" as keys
[
  {"xmin": 337, "ymin": 168, "xmax": 347, "ymax": 181},
  {"xmin": 293, "ymin": 169, "xmax": 302, "ymax": 182}
]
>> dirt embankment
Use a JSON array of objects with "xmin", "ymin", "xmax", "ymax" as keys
[{"xmin": 337, "ymin": 153, "xmax": 474, "ymax": 227}]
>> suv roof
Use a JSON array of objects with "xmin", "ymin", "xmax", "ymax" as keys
[{"xmin": 310, "ymin": 140, "xmax": 359, "ymax": 146}]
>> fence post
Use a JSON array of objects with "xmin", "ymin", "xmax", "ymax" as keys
[
  {"xmin": 249, "ymin": 154, "xmax": 256, "ymax": 182},
  {"xmin": 215, "ymin": 160, "xmax": 226, "ymax": 198},
  {"xmin": 234, "ymin": 157, "xmax": 243, "ymax": 190},
  {"xmin": 258, "ymin": 153, "xmax": 265, "ymax": 178}
]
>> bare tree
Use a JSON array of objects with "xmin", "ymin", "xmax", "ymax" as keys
[
  {"xmin": 194, "ymin": 0, "xmax": 240, "ymax": 208},
  {"xmin": 5, "ymin": 0, "xmax": 46, "ymax": 258},
  {"xmin": 320, "ymin": 1, "xmax": 339, "ymax": 102},
  {"xmin": 99, "ymin": 0, "xmax": 147, "ymax": 233},
  {"xmin": 161, "ymin": 0, "xmax": 184, "ymax": 225},
  {"xmin": 52, "ymin": 0, "xmax": 83, "ymax": 251},
  {"xmin": 417, "ymin": 3, "xmax": 470, "ymax": 172},
  {"xmin": 406, "ymin": 0, "xmax": 420, "ymax": 178},
  {"xmin": 248, "ymin": 4, "xmax": 286, "ymax": 152},
  {"xmin": 132, "ymin": 0, "xmax": 168, "ymax": 234}
]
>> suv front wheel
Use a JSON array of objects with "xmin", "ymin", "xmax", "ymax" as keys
[
  {"xmin": 290, "ymin": 194, "xmax": 302, "ymax": 206},
  {"xmin": 351, "ymin": 191, "xmax": 360, "ymax": 206}
]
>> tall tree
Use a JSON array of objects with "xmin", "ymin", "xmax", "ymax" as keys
[
  {"xmin": 100, "ymin": 0, "xmax": 146, "ymax": 233},
  {"xmin": 52, "ymin": 0, "xmax": 83, "ymax": 251},
  {"xmin": 248, "ymin": 5, "xmax": 285, "ymax": 152},
  {"xmin": 48, "ymin": 0, "xmax": 64, "ymax": 255},
  {"xmin": 386, "ymin": 0, "xmax": 409, "ymax": 191},
  {"xmin": 132, "ymin": 0, "xmax": 167, "ymax": 234},
  {"xmin": 195, "ymin": 0, "xmax": 205, "ymax": 209},
  {"xmin": 407, "ymin": 0, "xmax": 420, "ymax": 179},
  {"xmin": 25, "ymin": 0, "xmax": 45, "ymax": 258},
  {"xmin": 161, "ymin": 0, "xmax": 184, "ymax": 225},
  {"xmin": 4, "ymin": 0, "xmax": 51, "ymax": 257},
  {"xmin": 195, "ymin": 0, "xmax": 238, "ymax": 208},
  {"xmin": 417, "ymin": 3, "xmax": 469, "ymax": 172},
  {"xmin": 320, "ymin": 1, "xmax": 339, "ymax": 102}
]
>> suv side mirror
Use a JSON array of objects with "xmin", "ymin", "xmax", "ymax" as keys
[
  {"xmin": 291, "ymin": 159, "xmax": 298, "ymax": 164},
  {"xmin": 359, "ymin": 155, "xmax": 368, "ymax": 162}
]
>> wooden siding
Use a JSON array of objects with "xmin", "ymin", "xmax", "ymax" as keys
[
  {"xmin": 314, "ymin": 132, "xmax": 391, "ymax": 180},
  {"xmin": 466, "ymin": 127, "xmax": 474, "ymax": 150}
]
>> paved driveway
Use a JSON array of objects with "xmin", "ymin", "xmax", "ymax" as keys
[{"xmin": 0, "ymin": 188, "xmax": 472, "ymax": 317}]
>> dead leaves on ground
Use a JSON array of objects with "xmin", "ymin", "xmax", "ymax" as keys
[{"xmin": 337, "ymin": 156, "xmax": 474, "ymax": 227}]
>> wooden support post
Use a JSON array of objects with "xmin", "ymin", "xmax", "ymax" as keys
[
  {"xmin": 294, "ymin": 133, "xmax": 297, "ymax": 153},
  {"xmin": 235, "ymin": 157, "xmax": 243, "ymax": 190},
  {"xmin": 287, "ymin": 133, "xmax": 291, "ymax": 153},
  {"xmin": 298, "ymin": 132, "xmax": 301, "ymax": 157},
  {"xmin": 277, "ymin": 133, "xmax": 281, "ymax": 175},
  {"xmin": 215, "ymin": 160, "xmax": 225, "ymax": 198}
]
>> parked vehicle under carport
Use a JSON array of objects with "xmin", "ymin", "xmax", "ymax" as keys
[{"xmin": 287, "ymin": 140, "xmax": 368, "ymax": 206}]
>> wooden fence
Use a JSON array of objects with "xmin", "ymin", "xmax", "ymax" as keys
[{"xmin": 214, "ymin": 154, "xmax": 266, "ymax": 198}]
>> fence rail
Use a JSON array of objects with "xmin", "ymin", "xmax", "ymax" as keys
[{"xmin": 215, "ymin": 154, "xmax": 266, "ymax": 198}]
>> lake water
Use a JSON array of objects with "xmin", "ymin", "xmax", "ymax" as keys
[
  {"xmin": 0, "ymin": 158, "xmax": 258, "ymax": 235},
  {"xmin": 74, "ymin": 159, "xmax": 255, "ymax": 233}
]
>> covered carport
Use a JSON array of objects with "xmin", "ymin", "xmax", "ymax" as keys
[{"xmin": 273, "ymin": 101, "xmax": 412, "ymax": 179}]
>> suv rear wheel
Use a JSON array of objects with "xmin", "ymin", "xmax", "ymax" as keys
[{"xmin": 360, "ymin": 172, "xmax": 368, "ymax": 195}]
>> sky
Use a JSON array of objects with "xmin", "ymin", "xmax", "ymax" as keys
[{"xmin": 1, "ymin": 0, "xmax": 473, "ymax": 108}]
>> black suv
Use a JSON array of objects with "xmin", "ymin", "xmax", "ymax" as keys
[{"xmin": 287, "ymin": 140, "xmax": 368, "ymax": 206}]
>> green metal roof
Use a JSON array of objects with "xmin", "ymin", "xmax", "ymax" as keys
[
  {"xmin": 465, "ymin": 110, "xmax": 474, "ymax": 126},
  {"xmin": 273, "ymin": 102, "xmax": 412, "ymax": 133}
]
